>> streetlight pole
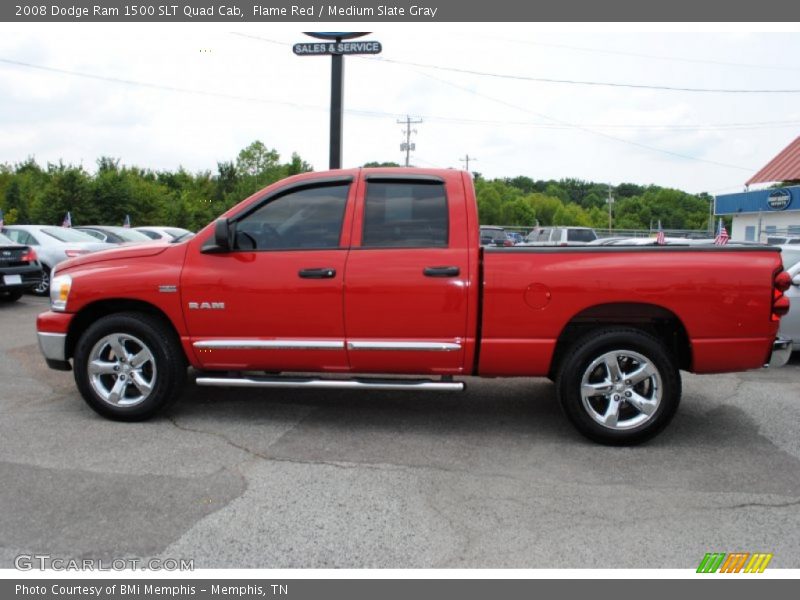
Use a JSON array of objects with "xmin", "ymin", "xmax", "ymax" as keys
[{"xmin": 606, "ymin": 186, "xmax": 615, "ymax": 231}]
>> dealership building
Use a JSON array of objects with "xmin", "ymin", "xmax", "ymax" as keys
[{"xmin": 715, "ymin": 136, "xmax": 800, "ymax": 242}]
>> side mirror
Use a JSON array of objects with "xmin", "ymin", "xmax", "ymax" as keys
[
  {"xmin": 215, "ymin": 218, "xmax": 233, "ymax": 250},
  {"xmin": 202, "ymin": 218, "xmax": 235, "ymax": 253}
]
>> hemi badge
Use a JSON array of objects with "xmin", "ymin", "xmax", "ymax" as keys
[{"xmin": 158, "ymin": 285, "xmax": 178, "ymax": 293}]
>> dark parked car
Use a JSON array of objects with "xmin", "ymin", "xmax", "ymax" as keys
[
  {"xmin": 480, "ymin": 226, "xmax": 513, "ymax": 247},
  {"xmin": 0, "ymin": 232, "xmax": 43, "ymax": 302}
]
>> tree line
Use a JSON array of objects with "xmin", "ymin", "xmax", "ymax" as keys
[
  {"xmin": 473, "ymin": 176, "xmax": 715, "ymax": 231},
  {"xmin": 1, "ymin": 143, "xmax": 715, "ymax": 232},
  {"xmin": 0, "ymin": 141, "xmax": 311, "ymax": 231}
]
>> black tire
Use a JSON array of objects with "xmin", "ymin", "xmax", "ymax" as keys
[
  {"xmin": 555, "ymin": 328, "xmax": 681, "ymax": 446},
  {"xmin": 32, "ymin": 265, "xmax": 50, "ymax": 296},
  {"xmin": 73, "ymin": 311, "xmax": 187, "ymax": 421},
  {"xmin": 0, "ymin": 290, "xmax": 23, "ymax": 302}
]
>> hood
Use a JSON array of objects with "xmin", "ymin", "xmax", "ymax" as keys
[{"xmin": 57, "ymin": 241, "xmax": 171, "ymax": 271}]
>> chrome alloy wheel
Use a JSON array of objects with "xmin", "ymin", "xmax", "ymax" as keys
[
  {"xmin": 580, "ymin": 349, "xmax": 662, "ymax": 431},
  {"xmin": 87, "ymin": 333, "xmax": 157, "ymax": 407}
]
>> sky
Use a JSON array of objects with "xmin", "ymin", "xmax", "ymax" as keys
[{"xmin": 1, "ymin": 22, "xmax": 800, "ymax": 194}]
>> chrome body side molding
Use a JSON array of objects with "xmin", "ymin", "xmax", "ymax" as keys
[
  {"xmin": 346, "ymin": 341, "xmax": 462, "ymax": 352},
  {"xmin": 193, "ymin": 340, "xmax": 345, "ymax": 350}
]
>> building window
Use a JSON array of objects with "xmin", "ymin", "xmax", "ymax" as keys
[{"xmin": 745, "ymin": 226, "xmax": 755, "ymax": 242}]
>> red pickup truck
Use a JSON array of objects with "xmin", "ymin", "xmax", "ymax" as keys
[{"xmin": 36, "ymin": 168, "xmax": 792, "ymax": 444}]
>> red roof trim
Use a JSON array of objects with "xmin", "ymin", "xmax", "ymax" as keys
[{"xmin": 747, "ymin": 135, "xmax": 800, "ymax": 185}]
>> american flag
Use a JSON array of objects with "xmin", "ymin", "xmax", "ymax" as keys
[
  {"xmin": 62, "ymin": 211, "xmax": 72, "ymax": 228},
  {"xmin": 123, "ymin": 214, "xmax": 131, "ymax": 228},
  {"xmin": 714, "ymin": 218, "xmax": 729, "ymax": 246},
  {"xmin": 656, "ymin": 219, "xmax": 665, "ymax": 245}
]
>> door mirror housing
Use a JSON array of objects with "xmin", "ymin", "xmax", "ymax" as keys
[{"xmin": 202, "ymin": 218, "xmax": 235, "ymax": 253}]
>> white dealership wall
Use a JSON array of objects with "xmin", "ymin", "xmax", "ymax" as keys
[{"xmin": 731, "ymin": 210, "xmax": 800, "ymax": 242}]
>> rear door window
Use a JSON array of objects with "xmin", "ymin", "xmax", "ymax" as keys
[{"xmin": 362, "ymin": 181, "xmax": 448, "ymax": 248}]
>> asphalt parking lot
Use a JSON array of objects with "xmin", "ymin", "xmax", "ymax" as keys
[{"xmin": 1, "ymin": 295, "xmax": 799, "ymax": 569}]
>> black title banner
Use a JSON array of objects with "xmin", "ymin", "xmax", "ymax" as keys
[{"xmin": 4, "ymin": 0, "xmax": 800, "ymax": 22}]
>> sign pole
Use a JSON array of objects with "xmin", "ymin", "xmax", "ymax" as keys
[
  {"xmin": 330, "ymin": 39, "xmax": 343, "ymax": 170},
  {"xmin": 294, "ymin": 33, "xmax": 381, "ymax": 171}
]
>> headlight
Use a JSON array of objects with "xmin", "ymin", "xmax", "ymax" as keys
[{"xmin": 50, "ymin": 274, "xmax": 72, "ymax": 311}]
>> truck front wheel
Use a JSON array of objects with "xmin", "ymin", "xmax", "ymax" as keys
[
  {"xmin": 555, "ymin": 328, "xmax": 681, "ymax": 445},
  {"xmin": 73, "ymin": 312, "xmax": 187, "ymax": 421}
]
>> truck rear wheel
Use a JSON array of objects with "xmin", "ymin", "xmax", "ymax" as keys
[
  {"xmin": 73, "ymin": 312, "xmax": 187, "ymax": 421},
  {"xmin": 555, "ymin": 328, "xmax": 681, "ymax": 445}
]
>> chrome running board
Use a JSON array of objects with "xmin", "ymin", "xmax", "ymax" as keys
[{"xmin": 195, "ymin": 375, "xmax": 464, "ymax": 392}]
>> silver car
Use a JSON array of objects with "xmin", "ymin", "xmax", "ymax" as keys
[
  {"xmin": 134, "ymin": 226, "xmax": 194, "ymax": 241},
  {"xmin": 779, "ymin": 259, "xmax": 800, "ymax": 352},
  {"xmin": 75, "ymin": 225, "xmax": 156, "ymax": 245},
  {"xmin": 1, "ymin": 225, "xmax": 114, "ymax": 295}
]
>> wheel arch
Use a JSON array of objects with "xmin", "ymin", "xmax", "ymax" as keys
[
  {"xmin": 65, "ymin": 299, "xmax": 185, "ymax": 361},
  {"xmin": 549, "ymin": 302, "xmax": 692, "ymax": 379}
]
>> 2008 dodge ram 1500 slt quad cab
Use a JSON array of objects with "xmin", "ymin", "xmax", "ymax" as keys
[{"xmin": 36, "ymin": 168, "xmax": 793, "ymax": 444}]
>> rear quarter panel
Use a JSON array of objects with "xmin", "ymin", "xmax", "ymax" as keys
[{"xmin": 479, "ymin": 247, "xmax": 782, "ymax": 375}]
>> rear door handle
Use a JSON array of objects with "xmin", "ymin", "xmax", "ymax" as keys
[
  {"xmin": 298, "ymin": 268, "xmax": 336, "ymax": 279},
  {"xmin": 423, "ymin": 266, "xmax": 460, "ymax": 277}
]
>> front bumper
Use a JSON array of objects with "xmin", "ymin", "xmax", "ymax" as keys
[
  {"xmin": 37, "ymin": 331, "xmax": 71, "ymax": 371},
  {"xmin": 36, "ymin": 310, "xmax": 74, "ymax": 373},
  {"xmin": 765, "ymin": 337, "xmax": 792, "ymax": 369}
]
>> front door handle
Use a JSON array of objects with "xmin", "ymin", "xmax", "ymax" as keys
[
  {"xmin": 423, "ymin": 266, "xmax": 460, "ymax": 277},
  {"xmin": 298, "ymin": 268, "xmax": 336, "ymax": 279}
]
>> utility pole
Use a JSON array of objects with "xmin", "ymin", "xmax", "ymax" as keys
[
  {"xmin": 398, "ymin": 115, "xmax": 422, "ymax": 167},
  {"xmin": 606, "ymin": 185, "xmax": 615, "ymax": 231},
  {"xmin": 459, "ymin": 154, "xmax": 477, "ymax": 172}
]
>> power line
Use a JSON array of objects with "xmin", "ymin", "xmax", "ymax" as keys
[
  {"xmin": 0, "ymin": 56, "xmax": 332, "ymax": 111},
  {"xmin": 366, "ymin": 55, "xmax": 800, "ymax": 94},
  {"xmin": 413, "ymin": 69, "xmax": 754, "ymax": 172},
  {"xmin": 233, "ymin": 32, "xmax": 800, "ymax": 94},
  {"xmin": 3, "ymin": 55, "xmax": 797, "ymax": 133},
  {"xmin": 492, "ymin": 37, "xmax": 800, "ymax": 73}
]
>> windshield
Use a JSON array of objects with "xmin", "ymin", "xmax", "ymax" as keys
[
  {"xmin": 41, "ymin": 227, "xmax": 100, "ymax": 243},
  {"xmin": 0, "ymin": 232, "xmax": 16, "ymax": 245}
]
